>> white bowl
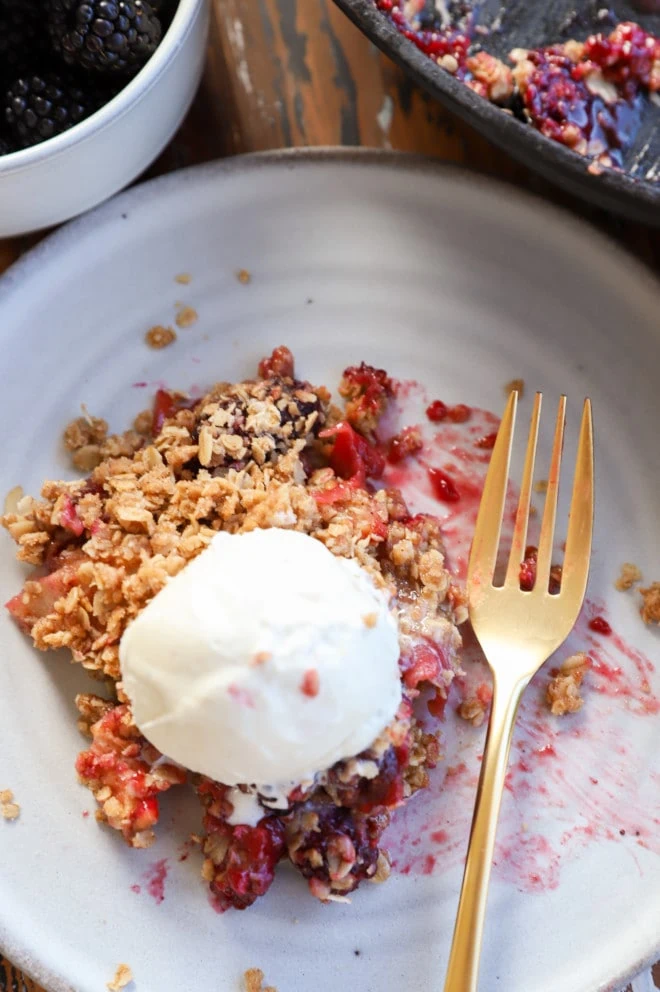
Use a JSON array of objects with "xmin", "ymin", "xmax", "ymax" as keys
[{"xmin": 0, "ymin": 0, "xmax": 210, "ymax": 238}]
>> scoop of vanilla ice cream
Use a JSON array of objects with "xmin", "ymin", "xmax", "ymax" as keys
[{"xmin": 120, "ymin": 528, "xmax": 402, "ymax": 788}]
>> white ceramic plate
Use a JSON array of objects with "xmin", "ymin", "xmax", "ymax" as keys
[{"xmin": 0, "ymin": 150, "xmax": 659, "ymax": 992}]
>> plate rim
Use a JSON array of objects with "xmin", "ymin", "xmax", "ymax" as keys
[
  {"xmin": 0, "ymin": 146, "xmax": 659, "ymax": 992},
  {"xmin": 332, "ymin": 0, "xmax": 660, "ymax": 223}
]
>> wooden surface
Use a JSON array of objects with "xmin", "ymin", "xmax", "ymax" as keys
[{"xmin": 1, "ymin": 1, "xmax": 658, "ymax": 990}]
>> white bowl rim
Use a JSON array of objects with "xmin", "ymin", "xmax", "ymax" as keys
[{"xmin": 0, "ymin": 0, "xmax": 203, "ymax": 176}]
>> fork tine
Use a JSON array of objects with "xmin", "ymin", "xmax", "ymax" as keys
[
  {"xmin": 561, "ymin": 399, "xmax": 594, "ymax": 605},
  {"xmin": 504, "ymin": 392, "xmax": 542, "ymax": 587},
  {"xmin": 467, "ymin": 390, "xmax": 517, "ymax": 592},
  {"xmin": 535, "ymin": 395, "xmax": 567, "ymax": 591}
]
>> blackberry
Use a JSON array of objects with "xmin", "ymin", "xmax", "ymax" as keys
[
  {"xmin": 47, "ymin": 1, "xmax": 162, "ymax": 76},
  {"xmin": 5, "ymin": 73, "xmax": 95, "ymax": 148},
  {"xmin": 0, "ymin": 0, "xmax": 48, "ymax": 84}
]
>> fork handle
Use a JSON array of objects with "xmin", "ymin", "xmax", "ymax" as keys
[{"xmin": 443, "ymin": 670, "xmax": 530, "ymax": 992}]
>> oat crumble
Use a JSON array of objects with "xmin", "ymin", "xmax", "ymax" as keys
[
  {"xmin": 145, "ymin": 325, "xmax": 176, "ymax": 349},
  {"xmin": 639, "ymin": 583, "xmax": 660, "ymax": 625},
  {"xmin": 175, "ymin": 305, "xmax": 198, "ymax": 328},
  {"xmin": 4, "ymin": 485, "xmax": 24, "ymax": 514},
  {"xmin": 107, "ymin": 963, "xmax": 133, "ymax": 991},
  {"xmin": 243, "ymin": 968, "xmax": 277, "ymax": 992},
  {"xmin": 458, "ymin": 697, "xmax": 487, "ymax": 728},
  {"xmin": 1, "ymin": 789, "xmax": 20, "ymax": 821},
  {"xmin": 2, "ymin": 348, "xmax": 466, "ymax": 910},
  {"xmin": 546, "ymin": 652, "xmax": 590, "ymax": 716},
  {"xmin": 615, "ymin": 562, "xmax": 643, "ymax": 591}
]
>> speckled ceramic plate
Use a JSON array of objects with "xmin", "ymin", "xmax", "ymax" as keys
[{"xmin": 0, "ymin": 150, "xmax": 659, "ymax": 992}]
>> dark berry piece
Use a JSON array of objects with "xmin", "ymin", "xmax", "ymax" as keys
[
  {"xmin": 47, "ymin": 1, "xmax": 162, "ymax": 76},
  {"xmin": 5, "ymin": 73, "xmax": 95, "ymax": 148}
]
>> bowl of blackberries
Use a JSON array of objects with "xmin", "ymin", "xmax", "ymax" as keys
[{"xmin": 0, "ymin": 0, "xmax": 209, "ymax": 236}]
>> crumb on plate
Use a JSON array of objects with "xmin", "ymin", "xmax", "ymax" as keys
[
  {"xmin": 243, "ymin": 968, "xmax": 277, "ymax": 992},
  {"xmin": 639, "ymin": 582, "xmax": 660, "ymax": 625},
  {"xmin": 457, "ymin": 697, "xmax": 487, "ymax": 728},
  {"xmin": 63, "ymin": 414, "xmax": 108, "ymax": 451},
  {"xmin": 505, "ymin": 378, "xmax": 525, "ymax": 397},
  {"xmin": 1, "ymin": 789, "xmax": 20, "ymax": 821},
  {"xmin": 175, "ymin": 305, "xmax": 198, "ymax": 329},
  {"xmin": 236, "ymin": 269, "xmax": 251, "ymax": 284},
  {"xmin": 546, "ymin": 652, "xmax": 590, "ymax": 716},
  {"xmin": 615, "ymin": 562, "xmax": 643, "ymax": 591},
  {"xmin": 534, "ymin": 479, "xmax": 548, "ymax": 494},
  {"xmin": 107, "ymin": 963, "xmax": 133, "ymax": 991},
  {"xmin": 145, "ymin": 325, "xmax": 177, "ymax": 349},
  {"xmin": 4, "ymin": 485, "xmax": 24, "ymax": 515},
  {"xmin": 175, "ymin": 273, "xmax": 192, "ymax": 285}
]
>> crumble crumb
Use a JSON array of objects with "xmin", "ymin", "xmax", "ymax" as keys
[
  {"xmin": 243, "ymin": 968, "xmax": 277, "ymax": 992},
  {"xmin": 72, "ymin": 446, "xmax": 104, "ymax": 472},
  {"xmin": 438, "ymin": 53, "xmax": 458, "ymax": 72},
  {"xmin": 145, "ymin": 325, "xmax": 176, "ymax": 349},
  {"xmin": 175, "ymin": 305, "xmax": 198, "ymax": 329},
  {"xmin": 133, "ymin": 409, "xmax": 153, "ymax": 435},
  {"xmin": 457, "ymin": 697, "xmax": 487, "ymax": 727},
  {"xmin": 252, "ymin": 651, "xmax": 272, "ymax": 666},
  {"xmin": 639, "ymin": 583, "xmax": 660, "ymax": 625},
  {"xmin": 534, "ymin": 479, "xmax": 548, "ymax": 494},
  {"xmin": 363, "ymin": 612, "xmax": 378, "ymax": 628},
  {"xmin": 236, "ymin": 269, "xmax": 251, "ymax": 284},
  {"xmin": 546, "ymin": 652, "xmax": 590, "ymax": 716},
  {"xmin": 615, "ymin": 562, "xmax": 642, "ymax": 592},
  {"xmin": 4, "ymin": 485, "xmax": 23, "ymax": 515},
  {"xmin": 505, "ymin": 378, "xmax": 525, "ymax": 397},
  {"xmin": 63, "ymin": 414, "xmax": 108, "ymax": 451},
  {"xmin": 175, "ymin": 273, "xmax": 192, "ymax": 285},
  {"xmin": 1, "ymin": 790, "xmax": 20, "ymax": 820},
  {"xmin": 107, "ymin": 963, "xmax": 133, "ymax": 991}
]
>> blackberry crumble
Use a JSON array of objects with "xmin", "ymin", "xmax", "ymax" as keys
[{"xmin": 2, "ymin": 349, "xmax": 466, "ymax": 910}]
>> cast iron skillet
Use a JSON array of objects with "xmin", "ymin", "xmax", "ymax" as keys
[{"xmin": 333, "ymin": 0, "xmax": 660, "ymax": 223}]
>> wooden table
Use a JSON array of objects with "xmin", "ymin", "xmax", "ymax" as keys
[{"xmin": 1, "ymin": 2, "xmax": 658, "ymax": 990}]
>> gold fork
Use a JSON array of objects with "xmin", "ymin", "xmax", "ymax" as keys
[{"xmin": 443, "ymin": 391, "xmax": 594, "ymax": 992}]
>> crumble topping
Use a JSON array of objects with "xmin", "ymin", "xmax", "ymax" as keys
[
  {"xmin": 236, "ymin": 269, "xmax": 252, "ymax": 284},
  {"xmin": 243, "ymin": 968, "xmax": 277, "ymax": 992},
  {"xmin": 145, "ymin": 325, "xmax": 176, "ymax": 350},
  {"xmin": 4, "ymin": 485, "xmax": 24, "ymax": 515},
  {"xmin": 458, "ymin": 697, "xmax": 486, "ymax": 727},
  {"xmin": 1, "ymin": 789, "xmax": 20, "ymax": 821},
  {"xmin": 615, "ymin": 562, "xmax": 643, "ymax": 591},
  {"xmin": 1, "ymin": 347, "xmax": 465, "ymax": 909},
  {"xmin": 107, "ymin": 963, "xmax": 133, "ymax": 991},
  {"xmin": 457, "ymin": 682, "xmax": 492, "ymax": 728},
  {"xmin": 174, "ymin": 305, "xmax": 198, "ymax": 329},
  {"xmin": 63, "ymin": 414, "xmax": 109, "ymax": 451},
  {"xmin": 546, "ymin": 652, "xmax": 590, "ymax": 716},
  {"xmin": 639, "ymin": 583, "xmax": 660, "ymax": 625},
  {"xmin": 175, "ymin": 273, "xmax": 192, "ymax": 285}
]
